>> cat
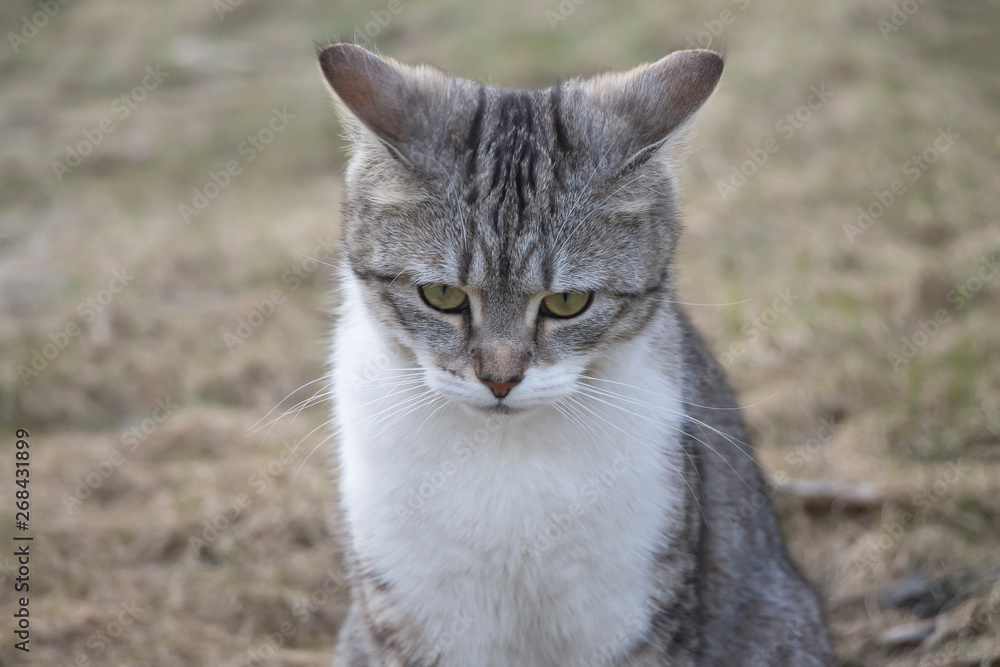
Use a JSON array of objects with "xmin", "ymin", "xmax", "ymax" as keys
[{"xmin": 318, "ymin": 43, "xmax": 832, "ymax": 666}]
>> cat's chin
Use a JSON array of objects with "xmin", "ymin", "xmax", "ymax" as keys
[
  {"xmin": 455, "ymin": 397, "xmax": 535, "ymax": 419},
  {"xmin": 483, "ymin": 401, "xmax": 533, "ymax": 417}
]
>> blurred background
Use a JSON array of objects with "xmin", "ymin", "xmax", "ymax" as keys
[{"xmin": 1, "ymin": 0, "xmax": 998, "ymax": 665}]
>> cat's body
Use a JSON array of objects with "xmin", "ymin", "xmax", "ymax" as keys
[{"xmin": 319, "ymin": 45, "xmax": 831, "ymax": 666}]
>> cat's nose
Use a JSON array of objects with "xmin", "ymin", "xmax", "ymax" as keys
[{"xmin": 480, "ymin": 376, "xmax": 521, "ymax": 399}]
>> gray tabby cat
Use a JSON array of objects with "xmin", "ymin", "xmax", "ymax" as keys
[{"xmin": 318, "ymin": 43, "xmax": 831, "ymax": 666}]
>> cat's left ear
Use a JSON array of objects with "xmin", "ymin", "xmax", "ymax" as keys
[{"xmin": 582, "ymin": 50, "xmax": 723, "ymax": 168}]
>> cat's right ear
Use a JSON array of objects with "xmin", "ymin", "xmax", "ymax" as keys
[
  {"xmin": 318, "ymin": 44, "xmax": 443, "ymax": 165},
  {"xmin": 581, "ymin": 49, "xmax": 724, "ymax": 171}
]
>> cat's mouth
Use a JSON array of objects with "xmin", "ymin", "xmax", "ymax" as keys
[
  {"xmin": 445, "ymin": 388, "xmax": 537, "ymax": 418},
  {"xmin": 480, "ymin": 400, "xmax": 528, "ymax": 416}
]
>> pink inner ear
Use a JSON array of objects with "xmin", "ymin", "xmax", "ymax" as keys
[
  {"xmin": 647, "ymin": 51, "xmax": 724, "ymax": 134},
  {"xmin": 319, "ymin": 44, "xmax": 408, "ymax": 146}
]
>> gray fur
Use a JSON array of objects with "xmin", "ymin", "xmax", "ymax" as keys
[{"xmin": 319, "ymin": 44, "xmax": 832, "ymax": 665}]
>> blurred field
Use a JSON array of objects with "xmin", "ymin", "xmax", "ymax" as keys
[{"xmin": 1, "ymin": 0, "xmax": 998, "ymax": 665}]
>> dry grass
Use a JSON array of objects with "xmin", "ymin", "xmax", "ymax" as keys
[{"xmin": 1, "ymin": 0, "xmax": 998, "ymax": 665}]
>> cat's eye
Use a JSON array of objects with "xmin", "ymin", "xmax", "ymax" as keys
[
  {"xmin": 420, "ymin": 283, "xmax": 469, "ymax": 313},
  {"xmin": 540, "ymin": 291, "xmax": 592, "ymax": 318}
]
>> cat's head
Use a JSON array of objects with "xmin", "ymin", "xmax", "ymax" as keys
[{"xmin": 319, "ymin": 44, "xmax": 721, "ymax": 415}]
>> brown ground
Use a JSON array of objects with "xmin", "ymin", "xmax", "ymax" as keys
[{"xmin": 1, "ymin": 0, "xmax": 998, "ymax": 665}]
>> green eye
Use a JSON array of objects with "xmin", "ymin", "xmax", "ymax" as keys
[
  {"xmin": 420, "ymin": 284, "xmax": 469, "ymax": 312},
  {"xmin": 540, "ymin": 291, "xmax": 592, "ymax": 318}
]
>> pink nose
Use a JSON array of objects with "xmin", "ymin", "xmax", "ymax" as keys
[{"xmin": 481, "ymin": 379, "xmax": 520, "ymax": 398}]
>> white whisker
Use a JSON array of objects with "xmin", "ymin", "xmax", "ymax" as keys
[
  {"xmin": 652, "ymin": 297, "xmax": 752, "ymax": 307},
  {"xmin": 250, "ymin": 375, "xmax": 329, "ymax": 434},
  {"xmin": 574, "ymin": 384, "xmax": 756, "ymax": 493}
]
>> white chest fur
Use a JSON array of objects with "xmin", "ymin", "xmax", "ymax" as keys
[{"xmin": 331, "ymin": 295, "xmax": 689, "ymax": 667}]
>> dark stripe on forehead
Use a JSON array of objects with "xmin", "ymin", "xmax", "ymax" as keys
[
  {"xmin": 465, "ymin": 85, "xmax": 486, "ymax": 181},
  {"xmin": 486, "ymin": 91, "xmax": 539, "ymax": 236},
  {"xmin": 547, "ymin": 83, "xmax": 569, "ymax": 203},
  {"xmin": 462, "ymin": 87, "xmax": 486, "ymax": 268},
  {"xmin": 550, "ymin": 83, "xmax": 571, "ymax": 155},
  {"xmin": 514, "ymin": 160, "xmax": 527, "ymax": 235},
  {"xmin": 457, "ymin": 245, "xmax": 472, "ymax": 284},
  {"xmin": 490, "ymin": 159, "xmax": 511, "ymax": 232}
]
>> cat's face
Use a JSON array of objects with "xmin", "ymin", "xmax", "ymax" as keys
[{"xmin": 321, "ymin": 45, "xmax": 722, "ymax": 414}]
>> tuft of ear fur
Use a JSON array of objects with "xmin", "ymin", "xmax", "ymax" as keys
[{"xmin": 581, "ymin": 50, "xmax": 723, "ymax": 169}]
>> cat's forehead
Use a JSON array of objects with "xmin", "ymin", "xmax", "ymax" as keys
[
  {"xmin": 435, "ymin": 85, "xmax": 627, "ymax": 271},
  {"xmin": 366, "ymin": 87, "xmax": 575, "ymax": 288},
  {"xmin": 355, "ymin": 83, "xmax": 670, "ymax": 294},
  {"xmin": 443, "ymin": 84, "xmax": 589, "ymax": 233},
  {"xmin": 339, "ymin": 58, "xmax": 707, "ymax": 293},
  {"xmin": 468, "ymin": 88, "xmax": 553, "ymax": 232}
]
